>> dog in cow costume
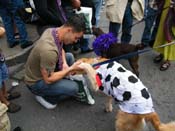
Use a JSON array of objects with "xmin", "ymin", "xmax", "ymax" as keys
[{"xmin": 77, "ymin": 60, "xmax": 175, "ymax": 131}]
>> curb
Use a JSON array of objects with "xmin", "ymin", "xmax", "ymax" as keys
[{"xmin": 5, "ymin": 45, "xmax": 34, "ymax": 67}]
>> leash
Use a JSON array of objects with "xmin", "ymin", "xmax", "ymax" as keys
[
  {"xmin": 153, "ymin": 40, "xmax": 175, "ymax": 48},
  {"xmin": 118, "ymin": 5, "xmax": 170, "ymax": 35},
  {"xmin": 92, "ymin": 48, "xmax": 151, "ymax": 67},
  {"xmin": 92, "ymin": 40, "xmax": 175, "ymax": 67}
]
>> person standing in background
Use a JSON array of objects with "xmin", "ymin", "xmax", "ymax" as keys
[
  {"xmin": 153, "ymin": 0, "xmax": 175, "ymax": 71},
  {"xmin": 92, "ymin": 0, "xmax": 103, "ymax": 27},
  {"xmin": 0, "ymin": 0, "xmax": 33, "ymax": 49},
  {"xmin": 106, "ymin": 0, "xmax": 144, "ymax": 44}
]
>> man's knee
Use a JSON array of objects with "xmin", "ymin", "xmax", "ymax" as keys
[{"xmin": 66, "ymin": 53, "xmax": 75, "ymax": 66}]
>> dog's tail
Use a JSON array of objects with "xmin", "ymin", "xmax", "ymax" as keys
[
  {"xmin": 136, "ymin": 44, "xmax": 145, "ymax": 50},
  {"xmin": 145, "ymin": 112, "xmax": 175, "ymax": 131},
  {"xmin": 92, "ymin": 27, "xmax": 105, "ymax": 37}
]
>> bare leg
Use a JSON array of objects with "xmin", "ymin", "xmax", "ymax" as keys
[{"xmin": 2, "ymin": 81, "xmax": 8, "ymax": 98}]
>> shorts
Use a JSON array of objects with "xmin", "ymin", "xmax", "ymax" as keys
[{"xmin": 0, "ymin": 63, "xmax": 9, "ymax": 89}]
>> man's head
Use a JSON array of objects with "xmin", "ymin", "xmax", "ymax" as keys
[{"xmin": 62, "ymin": 14, "xmax": 86, "ymax": 44}]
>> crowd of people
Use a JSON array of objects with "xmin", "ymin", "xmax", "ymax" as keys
[{"xmin": 0, "ymin": 0, "xmax": 175, "ymax": 130}]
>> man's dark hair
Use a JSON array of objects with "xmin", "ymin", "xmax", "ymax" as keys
[{"xmin": 64, "ymin": 14, "xmax": 86, "ymax": 33}]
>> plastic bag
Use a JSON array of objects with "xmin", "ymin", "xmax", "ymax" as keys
[{"xmin": 74, "ymin": 7, "xmax": 93, "ymax": 38}]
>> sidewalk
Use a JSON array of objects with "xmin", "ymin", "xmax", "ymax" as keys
[{"xmin": 0, "ymin": 23, "xmax": 39, "ymax": 66}]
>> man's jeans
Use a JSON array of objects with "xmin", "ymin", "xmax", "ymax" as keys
[
  {"xmin": 0, "ymin": 0, "xmax": 28, "ymax": 46},
  {"xmin": 109, "ymin": 3, "xmax": 133, "ymax": 44},
  {"xmin": 27, "ymin": 53, "xmax": 79, "ymax": 104},
  {"xmin": 141, "ymin": 6, "xmax": 158, "ymax": 46}
]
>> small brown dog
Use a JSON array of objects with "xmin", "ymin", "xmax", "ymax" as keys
[
  {"xmin": 92, "ymin": 27, "xmax": 144, "ymax": 77},
  {"xmin": 78, "ymin": 62, "xmax": 175, "ymax": 131},
  {"xmin": 74, "ymin": 57, "xmax": 108, "ymax": 74}
]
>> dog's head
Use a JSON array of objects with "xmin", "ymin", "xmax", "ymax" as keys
[
  {"xmin": 92, "ymin": 33, "xmax": 117, "ymax": 57},
  {"xmin": 75, "ymin": 57, "xmax": 108, "ymax": 74},
  {"xmin": 77, "ymin": 57, "xmax": 108, "ymax": 64}
]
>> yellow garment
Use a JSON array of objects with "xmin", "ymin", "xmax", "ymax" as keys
[
  {"xmin": 0, "ymin": 102, "xmax": 11, "ymax": 131},
  {"xmin": 153, "ymin": 0, "xmax": 175, "ymax": 60}
]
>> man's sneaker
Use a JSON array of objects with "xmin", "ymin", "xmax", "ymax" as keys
[
  {"xmin": 35, "ymin": 96, "xmax": 57, "ymax": 109},
  {"xmin": 75, "ymin": 80, "xmax": 95, "ymax": 105}
]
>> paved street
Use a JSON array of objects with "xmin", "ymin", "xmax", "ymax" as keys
[{"xmin": 5, "ymin": 8, "xmax": 175, "ymax": 131}]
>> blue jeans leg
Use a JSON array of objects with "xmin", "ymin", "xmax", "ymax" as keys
[
  {"xmin": 29, "ymin": 79, "xmax": 79, "ymax": 104},
  {"xmin": 109, "ymin": 22, "xmax": 120, "ymax": 38},
  {"xmin": 12, "ymin": 0, "xmax": 28, "ymax": 43},
  {"xmin": 65, "ymin": 53, "xmax": 74, "ymax": 66},
  {"xmin": 0, "ymin": 8, "xmax": 15, "ymax": 45},
  {"xmin": 141, "ymin": 7, "xmax": 157, "ymax": 45},
  {"xmin": 93, "ymin": 0, "xmax": 103, "ymax": 27},
  {"xmin": 121, "ymin": 3, "xmax": 133, "ymax": 44}
]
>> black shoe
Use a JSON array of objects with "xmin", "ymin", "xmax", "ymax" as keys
[
  {"xmin": 81, "ymin": 48, "xmax": 93, "ymax": 54},
  {"xmin": 13, "ymin": 126, "xmax": 22, "ymax": 131},
  {"xmin": 7, "ymin": 91, "xmax": 21, "ymax": 101},
  {"xmin": 153, "ymin": 54, "xmax": 163, "ymax": 63},
  {"xmin": 9, "ymin": 41, "xmax": 19, "ymax": 48},
  {"xmin": 7, "ymin": 102, "xmax": 21, "ymax": 113},
  {"xmin": 20, "ymin": 41, "xmax": 33, "ymax": 49}
]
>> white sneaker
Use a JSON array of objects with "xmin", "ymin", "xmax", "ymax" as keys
[{"xmin": 35, "ymin": 96, "xmax": 57, "ymax": 109}]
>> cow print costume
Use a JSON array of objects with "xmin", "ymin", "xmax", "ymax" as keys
[{"xmin": 96, "ymin": 61, "xmax": 154, "ymax": 114}]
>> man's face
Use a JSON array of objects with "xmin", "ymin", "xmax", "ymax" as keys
[{"xmin": 63, "ymin": 28, "xmax": 83, "ymax": 44}]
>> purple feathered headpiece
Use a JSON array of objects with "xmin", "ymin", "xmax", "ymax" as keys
[{"xmin": 92, "ymin": 33, "xmax": 117, "ymax": 56}]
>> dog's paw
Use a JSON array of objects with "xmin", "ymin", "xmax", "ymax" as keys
[{"xmin": 104, "ymin": 105, "xmax": 113, "ymax": 113}]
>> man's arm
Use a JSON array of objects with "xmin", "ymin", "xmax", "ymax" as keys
[{"xmin": 41, "ymin": 61, "xmax": 82, "ymax": 84}]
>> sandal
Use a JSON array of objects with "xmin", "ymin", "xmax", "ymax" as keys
[
  {"xmin": 7, "ymin": 102, "xmax": 21, "ymax": 113},
  {"xmin": 153, "ymin": 54, "xmax": 163, "ymax": 63},
  {"xmin": 160, "ymin": 61, "xmax": 171, "ymax": 71},
  {"xmin": 7, "ymin": 92, "xmax": 21, "ymax": 101}
]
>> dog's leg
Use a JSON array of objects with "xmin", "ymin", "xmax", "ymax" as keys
[
  {"xmin": 145, "ymin": 112, "xmax": 175, "ymax": 131},
  {"xmin": 105, "ymin": 96, "xmax": 113, "ymax": 112},
  {"xmin": 115, "ymin": 110, "xmax": 144, "ymax": 131},
  {"xmin": 128, "ymin": 56, "xmax": 139, "ymax": 77}
]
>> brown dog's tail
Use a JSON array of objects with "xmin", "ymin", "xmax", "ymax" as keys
[
  {"xmin": 136, "ymin": 44, "xmax": 145, "ymax": 50},
  {"xmin": 145, "ymin": 112, "xmax": 175, "ymax": 131}
]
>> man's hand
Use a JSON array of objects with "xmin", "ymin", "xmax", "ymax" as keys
[
  {"xmin": 70, "ymin": 61, "xmax": 82, "ymax": 71},
  {"xmin": 62, "ymin": 62, "xmax": 69, "ymax": 70}
]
